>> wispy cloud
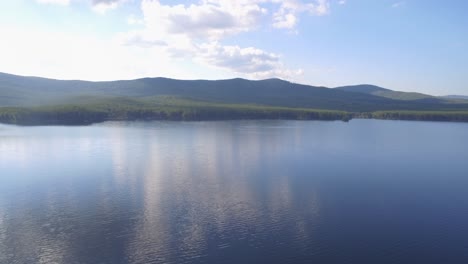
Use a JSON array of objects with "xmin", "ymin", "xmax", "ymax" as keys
[
  {"xmin": 36, "ymin": 0, "xmax": 126, "ymax": 11},
  {"xmin": 92, "ymin": 0, "xmax": 126, "ymax": 13},
  {"xmin": 36, "ymin": 0, "xmax": 70, "ymax": 5},
  {"xmin": 272, "ymin": 0, "xmax": 331, "ymax": 29},
  {"xmin": 391, "ymin": 1, "xmax": 406, "ymax": 8},
  {"xmin": 120, "ymin": 34, "xmax": 167, "ymax": 48}
]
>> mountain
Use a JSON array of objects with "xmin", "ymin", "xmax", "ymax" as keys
[
  {"xmin": 0, "ymin": 72, "xmax": 465, "ymax": 112},
  {"xmin": 441, "ymin": 95, "xmax": 468, "ymax": 100},
  {"xmin": 335, "ymin": 84, "xmax": 435, "ymax": 101},
  {"xmin": 1, "ymin": 72, "xmax": 468, "ymax": 125}
]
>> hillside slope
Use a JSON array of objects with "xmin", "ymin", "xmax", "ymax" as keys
[
  {"xmin": 335, "ymin": 84, "xmax": 435, "ymax": 101},
  {"xmin": 1, "ymin": 72, "xmax": 467, "ymax": 113}
]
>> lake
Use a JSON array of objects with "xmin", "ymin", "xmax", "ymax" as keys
[{"xmin": 1, "ymin": 119, "xmax": 468, "ymax": 264}]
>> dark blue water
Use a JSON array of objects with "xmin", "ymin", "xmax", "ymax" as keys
[{"xmin": 1, "ymin": 120, "xmax": 468, "ymax": 264}]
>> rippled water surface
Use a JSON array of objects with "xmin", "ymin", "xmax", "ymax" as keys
[{"xmin": 1, "ymin": 120, "xmax": 468, "ymax": 264}]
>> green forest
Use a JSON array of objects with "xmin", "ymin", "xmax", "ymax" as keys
[{"xmin": 0, "ymin": 97, "xmax": 352, "ymax": 125}]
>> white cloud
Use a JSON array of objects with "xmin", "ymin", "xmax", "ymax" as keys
[
  {"xmin": 36, "ymin": 0, "xmax": 126, "ymax": 11},
  {"xmin": 199, "ymin": 42, "xmax": 279, "ymax": 74},
  {"xmin": 92, "ymin": 0, "xmax": 126, "ymax": 13},
  {"xmin": 10, "ymin": 0, "xmax": 331, "ymax": 82},
  {"xmin": 92, "ymin": 0, "xmax": 120, "ymax": 4},
  {"xmin": 120, "ymin": 33, "xmax": 167, "ymax": 48},
  {"xmin": 0, "ymin": 26, "xmax": 204, "ymax": 81},
  {"xmin": 272, "ymin": 0, "xmax": 330, "ymax": 29},
  {"xmin": 140, "ymin": 0, "xmax": 267, "ymax": 40},
  {"xmin": 127, "ymin": 14, "xmax": 145, "ymax": 25},
  {"xmin": 195, "ymin": 42, "xmax": 302, "ymax": 80},
  {"xmin": 140, "ymin": 0, "xmax": 331, "ymax": 36},
  {"xmin": 310, "ymin": 0, "xmax": 331, "ymax": 15},
  {"xmin": 36, "ymin": 0, "xmax": 70, "ymax": 5},
  {"xmin": 116, "ymin": 0, "xmax": 321, "ymax": 80},
  {"xmin": 273, "ymin": 10, "xmax": 298, "ymax": 29},
  {"xmin": 338, "ymin": 0, "xmax": 346, "ymax": 5}
]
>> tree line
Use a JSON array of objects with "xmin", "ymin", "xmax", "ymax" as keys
[{"xmin": 0, "ymin": 104, "xmax": 351, "ymax": 125}]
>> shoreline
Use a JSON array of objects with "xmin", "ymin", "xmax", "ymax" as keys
[
  {"xmin": 3, "ymin": 114, "xmax": 468, "ymax": 126},
  {"xmin": 2, "ymin": 104, "xmax": 468, "ymax": 126}
]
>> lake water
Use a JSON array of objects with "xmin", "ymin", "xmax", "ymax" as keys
[{"xmin": 1, "ymin": 119, "xmax": 468, "ymax": 264}]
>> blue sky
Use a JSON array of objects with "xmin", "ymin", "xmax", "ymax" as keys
[{"xmin": 0, "ymin": 0, "xmax": 467, "ymax": 95}]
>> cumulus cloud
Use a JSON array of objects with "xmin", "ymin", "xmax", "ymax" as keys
[
  {"xmin": 198, "ymin": 42, "xmax": 303, "ymax": 79},
  {"xmin": 116, "ymin": 0, "xmax": 323, "ymax": 80},
  {"xmin": 27, "ymin": 0, "xmax": 324, "ymax": 80},
  {"xmin": 272, "ymin": 0, "xmax": 330, "ymax": 29},
  {"xmin": 141, "ymin": 0, "xmax": 267, "ymax": 40},
  {"xmin": 200, "ymin": 43, "xmax": 279, "ymax": 73},
  {"xmin": 36, "ymin": 0, "xmax": 70, "ymax": 5},
  {"xmin": 10, "ymin": 0, "xmax": 333, "ymax": 81},
  {"xmin": 140, "ymin": 0, "xmax": 331, "ymax": 37},
  {"xmin": 273, "ymin": 11, "xmax": 298, "ymax": 29}
]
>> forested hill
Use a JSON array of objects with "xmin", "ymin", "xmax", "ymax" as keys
[
  {"xmin": 335, "ymin": 84, "xmax": 437, "ymax": 101},
  {"xmin": 1, "ymin": 72, "xmax": 468, "ymax": 125},
  {"xmin": 442, "ymin": 95, "xmax": 468, "ymax": 100},
  {"xmin": 1, "ymin": 72, "xmax": 401, "ymax": 111},
  {"xmin": 1, "ymin": 72, "xmax": 466, "ymax": 111}
]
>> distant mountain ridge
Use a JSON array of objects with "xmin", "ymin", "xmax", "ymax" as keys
[
  {"xmin": 335, "ymin": 84, "xmax": 391, "ymax": 94},
  {"xmin": 0, "ymin": 72, "xmax": 466, "ymax": 113},
  {"xmin": 442, "ymin": 95, "xmax": 468, "ymax": 100},
  {"xmin": 335, "ymin": 84, "xmax": 434, "ymax": 101},
  {"xmin": 2, "ymin": 72, "xmax": 468, "ymax": 125}
]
